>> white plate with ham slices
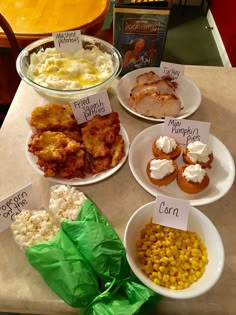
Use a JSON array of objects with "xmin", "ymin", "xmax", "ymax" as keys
[{"xmin": 117, "ymin": 67, "xmax": 201, "ymax": 122}]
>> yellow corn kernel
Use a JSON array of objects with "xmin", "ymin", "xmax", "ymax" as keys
[
  {"xmin": 159, "ymin": 265, "xmax": 166, "ymax": 273},
  {"xmin": 166, "ymin": 249, "xmax": 172, "ymax": 257},
  {"xmin": 153, "ymin": 278, "xmax": 161, "ymax": 285},
  {"xmin": 153, "ymin": 263, "xmax": 160, "ymax": 271},
  {"xmin": 157, "ymin": 271, "xmax": 162, "ymax": 280},
  {"xmin": 162, "ymin": 274, "xmax": 170, "ymax": 283},
  {"xmin": 136, "ymin": 221, "xmax": 208, "ymax": 291},
  {"xmin": 170, "ymin": 276, "xmax": 176, "ymax": 284},
  {"xmin": 145, "ymin": 249, "xmax": 152, "ymax": 256},
  {"xmin": 143, "ymin": 264, "xmax": 153, "ymax": 274},
  {"xmin": 137, "ymin": 251, "xmax": 145, "ymax": 258}
]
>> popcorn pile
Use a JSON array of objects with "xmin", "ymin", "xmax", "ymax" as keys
[
  {"xmin": 11, "ymin": 185, "xmax": 87, "ymax": 251},
  {"xmin": 11, "ymin": 210, "xmax": 60, "ymax": 251},
  {"xmin": 49, "ymin": 185, "xmax": 87, "ymax": 222}
]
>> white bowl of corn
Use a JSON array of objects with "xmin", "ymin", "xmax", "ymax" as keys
[{"xmin": 124, "ymin": 201, "xmax": 224, "ymax": 299}]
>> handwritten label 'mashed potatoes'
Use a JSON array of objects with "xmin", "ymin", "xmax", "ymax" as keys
[
  {"xmin": 70, "ymin": 90, "xmax": 112, "ymax": 124},
  {"xmin": 153, "ymin": 195, "xmax": 190, "ymax": 230},
  {"xmin": 52, "ymin": 30, "xmax": 82, "ymax": 53},
  {"xmin": 162, "ymin": 118, "xmax": 210, "ymax": 145}
]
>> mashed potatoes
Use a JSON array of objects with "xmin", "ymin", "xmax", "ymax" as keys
[{"xmin": 27, "ymin": 46, "xmax": 114, "ymax": 90}]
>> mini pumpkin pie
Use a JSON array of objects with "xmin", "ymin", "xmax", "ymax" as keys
[
  {"xmin": 152, "ymin": 136, "xmax": 181, "ymax": 160},
  {"xmin": 177, "ymin": 164, "xmax": 210, "ymax": 194},
  {"xmin": 146, "ymin": 157, "xmax": 178, "ymax": 186},
  {"xmin": 183, "ymin": 141, "xmax": 213, "ymax": 168}
]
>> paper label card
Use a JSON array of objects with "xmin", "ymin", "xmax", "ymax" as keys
[
  {"xmin": 160, "ymin": 62, "xmax": 184, "ymax": 84},
  {"xmin": 162, "ymin": 117, "xmax": 211, "ymax": 145},
  {"xmin": 0, "ymin": 184, "xmax": 34, "ymax": 232},
  {"xmin": 70, "ymin": 90, "xmax": 112, "ymax": 124},
  {"xmin": 153, "ymin": 195, "xmax": 190, "ymax": 231},
  {"xmin": 52, "ymin": 30, "xmax": 82, "ymax": 53}
]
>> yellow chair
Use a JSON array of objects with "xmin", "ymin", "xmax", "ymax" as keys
[{"xmin": 0, "ymin": 13, "xmax": 20, "ymax": 110}]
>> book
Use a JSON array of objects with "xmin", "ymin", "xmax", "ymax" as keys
[{"xmin": 113, "ymin": 4, "xmax": 170, "ymax": 76}]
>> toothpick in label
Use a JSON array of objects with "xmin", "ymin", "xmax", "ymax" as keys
[
  {"xmin": 0, "ymin": 184, "xmax": 34, "ymax": 232},
  {"xmin": 153, "ymin": 195, "xmax": 190, "ymax": 231},
  {"xmin": 70, "ymin": 90, "xmax": 112, "ymax": 124},
  {"xmin": 159, "ymin": 61, "xmax": 184, "ymax": 84},
  {"xmin": 52, "ymin": 30, "xmax": 82, "ymax": 53},
  {"xmin": 162, "ymin": 117, "xmax": 211, "ymax": 145}
]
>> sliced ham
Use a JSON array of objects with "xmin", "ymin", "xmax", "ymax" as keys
[
  {"xmin": 131, "ymin": 92, "xmax": 181, "ymax": 119},
  {"xmin": 130, "ymin": 79, "xmax": 176, "ymax": 99},
  {"xmin": 128, "ymin": 71, "xmax": 183, "ymax": 118},
  {"xmin": 136, "ymin": 71, "xmax": 161, "ymax": 85}
]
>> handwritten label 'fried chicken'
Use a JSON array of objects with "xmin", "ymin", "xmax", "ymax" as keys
[{"xmin": 71, "ymin": 90, "xmax": 112, "ymax": 124}]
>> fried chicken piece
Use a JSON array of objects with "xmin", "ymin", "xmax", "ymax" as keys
[
  {"xmin": 81, "ymin": 113, "xmax": 121, "ymax": 158},
  {"xmin": 57, "ymin": 151, "xmax": 86, "ymax": 179},
  {"xmin": 63, "ymin": 129, "xmax": 82, "ymax": 142},
  {"xmin": 28, "ymin": 131, "xmax": 85, "ymax": 178},
  {"xmin": 110, "ymin": 134, "xmax": 125, "ymax": 168},
  {"xmin": 87, "ymin": 135, "xmax": 125, "ymax": 173},
  {"xmin": 91, "ymin": 156, "xmax": 112, "ymax": 174},
  {"xmin": 30, "ymin": 103, "xmax": 77, "ymax": 132},
  {"xmin": 29, "ymin": 131, "xmax": 83, "ymax": 161}
]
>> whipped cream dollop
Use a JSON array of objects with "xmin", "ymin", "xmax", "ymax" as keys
[
  {"xmin": 27, "ymin": 46, "xmax": 114, "ymax": 90},
  {"xmin": 155, "ymin": 136, "xmax": 177, "ymax": 154},
  {"xmin": 187, "ymin": 141, "xmax": 211, "ymax": 163},
  {"xmin": 183, "ymin": 164, "xmax": 206, "ymax": 183},
  {"xmin": 150, "ymin": 159, "xmax": 174, "ymax": 179}
]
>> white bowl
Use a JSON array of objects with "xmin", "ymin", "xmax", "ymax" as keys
[
  {"xmin": 124, "ymin": 201, "xmax": 224, "ymax": 299},
  {"xmin": 16, "ymin": 36, "xmax": 122, "ymax": 104}
]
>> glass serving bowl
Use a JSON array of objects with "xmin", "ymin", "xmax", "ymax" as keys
[{"xmin": 16, "ymin": 35, "xmax": 123, "ymax": 104}]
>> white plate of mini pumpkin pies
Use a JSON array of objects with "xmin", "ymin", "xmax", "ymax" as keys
[
  {"xmin": 129, "ymin": 124, "xmax": 235, "ymax": 206},
  {"xmin": 117, "ymin": 67, "xmax": 201, "ymax": 122}
]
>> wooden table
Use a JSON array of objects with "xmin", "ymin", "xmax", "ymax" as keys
[
  {"xmin": 0, "ymin": 0, "xmax": 109, "ymax": 105},
  {"xmin": 0, "ymin": 65, "xmax": 236, "ymax": 315},
  {"xmin": 0, "ymin": 0, "xmax": 110, "ymax": 48}
]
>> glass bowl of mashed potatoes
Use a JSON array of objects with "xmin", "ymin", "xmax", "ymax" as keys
[{"xmin": 16, "ymin": 35, "xmax": 122, "ymax": 103}]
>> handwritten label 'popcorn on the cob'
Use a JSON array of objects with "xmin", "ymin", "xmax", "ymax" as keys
[{"xmin": 0, "ymin": 184, "xmax": 34, "ymax": 232}]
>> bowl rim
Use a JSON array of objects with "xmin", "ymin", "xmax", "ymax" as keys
[
  {"xmin": 16, "ymin": 35, "xmax": 123, "ymax": 94},
  {"xmin": 124, "ymin": 201, "xmax": 225, "ymax": 299}
]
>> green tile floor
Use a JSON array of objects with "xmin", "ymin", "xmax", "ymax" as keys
[{"xmin": 162, "ymin": 5, "xmax": 223, "ymax": 66}]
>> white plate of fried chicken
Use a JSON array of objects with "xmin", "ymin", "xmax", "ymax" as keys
[
  {"xmin": 26, "ymin": 104, "xmax": 130, "ymax": 185},
  {"xmin": 117, "ymin": 67, "xmax": 201, "ymax": 122}
]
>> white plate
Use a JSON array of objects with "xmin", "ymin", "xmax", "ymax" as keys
[
  {"xmin": 129, "ymin": 124, "xmax": 235, "ymax": 206},
  {"xmin": 26, "ymin": 125, "xmax": 130, "ymax": 185},
  {"xmin": 116, "ymin": 67, "xmax": 201, "ymax": 122}
]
